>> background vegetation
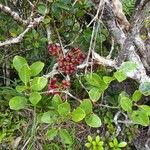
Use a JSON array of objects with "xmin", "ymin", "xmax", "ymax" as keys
[{"xmin": 0, "ymin": 0, "xmax": 149, "ymax": 150}]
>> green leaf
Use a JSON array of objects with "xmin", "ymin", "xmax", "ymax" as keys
[
  {"xmin": 29, "ymin": 92, "xmax": 41, "ymax": 105},
  {"xmin": 85, "ymin": 114, "xmax": 102, "ymax": 128},
  {"xmin": 19, "ymin": 64, "xmax": 31, "ymax": 85},
  {"xmin": 9, "ymin": 28, "xmax": 17, "ymax": 37},
  {"xmin": 9, "ymin": 96, "xmax": 27, "ymax": 110},
  {"xmin": 113, "ymin": 138, "xmax": 118, "ymax": 147},
  {"xmin": 139, "ymin": 82, "xmax": 150, "ymax": 96},
  {"xmin": 114, "ymin": 71, "xmax": 127, "ymax": 82},
  {"xmin": 80, "ymin": 99, "xmax": 93, "ymax": 114},
  {"xmin": 38, "ymin": 3, "xmax": 46, "ymax": 15},
  {"xmin": 95, "ymin": 136, "xmax": 100, "ymax": 143},
  {"xmin": 87, "ymin": 135, "xmax": 93, "ymax": 142},
  {"xmin": 71, "ymin": 107, "xmax": 86, "ymax": 122},
  {"xmin": 43, "ymin": 16, "xmax": 51, "ymax": 24},
  {"xmin": 103, "ymin": 76, "xmax": 114, "ymax": 84},
  {"xmin": 109, "ymin": 142, "xmax": 114, "ymax": 148},
  {"xmin": 119, "ymin": 61, "xmax": 137, "ymax": 73},
  {"xmin": 89, "ymin": 88, "xmax": 101, "ymax": 102},
  {"xmin": 120, "ymin": 97, "xmax": 132, "ymax": 112},
  {"xmin": 31, "ymin": 77, "xmax": 48, "ymax": 91},
  {"xmin": 132, "ymin": 90, "xmax": 142, "ymax": 102},
  {"xmin": 16, "ymin": 85, "xmax": 27, "ymax": 93},
  {"xmin": 85, "ymin": 143, "xmax": 91, "ymax": 148},
  {"xmin": 51, "ymin": 95, "xmax": 63, "ymax": 109},
  {"xmin": 85, "ymin": 73, "xmax": 102, "ymax": 88},
  {"xmin": 47, "ymin": 128, "xmax": 58, "ymax": 140},
  {"xmin": 13, "ymin": 56, "xmax": 27, "ymax": 72},
  {"xmin": 59, "ymin": 129, "xmax": 72, "ymax": 145},
  {"xmin": 118, "ymin": 142, "xmax": 127, "ymax": 148},
  {"xmin": 30, "ymin": 61, "xmax": 44, "ymax": 76},
  {"xmin": 41, "ymin": 111, "xmax": 57, "ymax": 124},
  {"xmin": 130, "ymin": 110, "xmax": 149, "ymax": 126},
  {"xmin": 58, "ymin": 102, "xmax": 70, "ymax": 117},
  {"xmin": 139, "ymin": 105, "xmax": 150, "ymax": 116}
]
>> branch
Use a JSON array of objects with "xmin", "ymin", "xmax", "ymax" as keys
[
  {"xmin": 100, "ymin": 0, "xmax": 150, "ymax": 83},
  {"xmin": 0, "ymin": 16, "xmax": 44, "ymax": 47},
  {"xmin": 0, "ymin": 3, "xmax": 27, "ymax": 25}
]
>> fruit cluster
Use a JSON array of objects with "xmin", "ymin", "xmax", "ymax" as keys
[
  {"xmin": 48, "ymin": 44, "xmax": 86, "ymax": 75},
  {"xmin": 58, "ymin": 48, "xmax": 86, "ymax": 75},
  {"xmin": 48, "ymin": 44, "xmax": 62, "ymax": 57},
  {"xmin": 48, "ymin": 77, "xmax": 70, "ymax": 95}
]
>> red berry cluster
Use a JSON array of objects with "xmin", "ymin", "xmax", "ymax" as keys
[
  {"xmin": 58, "ymin": 48, "xmax": 86, "ymax": 75},
  {"xmin": 48, "ymin": 78, "xmax": 70, "ymax": 95},
  {"xmin": 48, "ymin": 44, "xmax": 62, "ymax": 57},
  {"xmin": 48, "ymin": 44, "xmax": 86, "ymax": 75}
]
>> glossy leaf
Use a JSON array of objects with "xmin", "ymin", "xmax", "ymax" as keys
[
  {"xmin": 41, "ymin": 111, "xmax": 57, "ymax": 124},
  {"xmin": 118, "ymin": 142, "xmax": 127, "ymax": 148},
  {"xmin": 13, "ymin": 56, "xmax": 27, "ymax": 72},
  {"xmin": 59, "ymin": 129, "xmax": 73, "ymax": 145},
  {"xmin": 58, "ymin": 102, "xmax": 70, "ymax": 117},
  {"xmin": 9, "ymin": 96, "xmax": 27, "ymax": 110},
  {"xmin": 38, "ymin": 3, "xmax": 46, "ymax": 15},
  {"xmin": 29, "ymin": 92, "xmax": 41, "ymax": 105},
  {"xmin": 85, "ymin": 114, "xmax": 102, "ymax": 128},
  {"xmin": 139, "ymin": 82, "xmax": 150, "ymax": 96},
  {"xmin": 85, "ymin": 73, "xmax": 102, "ymax": 88},
  {"xmin": 51, "ymin": 94, "xmax": 63, "ymax": 109},
  {"xmin": 130, "ymin": 110, "xmax": 149, "ymax": 126},
  {"xmin": 47, "ymin": 128, "xmax": 58, "ymax": 140},
  {"xmin": 89, "ymin": 88, "xmax": 101, "ymax": 102},
  {"xmin": 114, "ymin": 71, "xmax": 127, "ymax": 82},
  {"xmin": 31, "ymin": 77, "xmax": 48, "ymax": 91},
  {"xmin": 103, "ymin": 76, "xmax": 114, "ymax": 84},
  {"xmin": 19, "ymin": 64, "xmax": 31, "ymax": 85},
  {"xmin": 139, "ymin": 105, "xmax": 150, "ymax": 116},
  {"xmin": 120, "ymin": 97, "xmax": 132, "ymax": 112},
  {"xmin": 120, "ymin": 61, "xmax": 137, "ymax": 73},
  {"xmin": 132, "ymin": 90, "xmax": 142, "ymax": 102},
  {"xmin": 71, "ymin": 107, "xmax": 86, "ymax": 122},
  {"xmin": 16, "ymin": 85, "xmax": 27, "ymax": 93},
  {"xmin": 30, "ymin": 61, "xmax": 44, "ymax": 76},
  {"xmin": 80, "ymin": 99, "xmax": 93, "ymax": 114}
]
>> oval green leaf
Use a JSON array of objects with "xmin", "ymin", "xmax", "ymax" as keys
[
  {"xmin": 89, "ymin": 88, "xmax": 101, "ymax": 102},
  {"xmin": 30, "ymin": 61, "xmax": 44, "ymax": 76},
  {"xmin": 46, "ymin": 128, "xmax": 58, "ymax": 140},
  {"xmin": 118, "ymin": 142, "xmax": 127, "ymax": 148},
  {"xmin": 51, "ymin": 95, "xmax": 63, "ymax": 109},
  {"xmin": 132, "ymin": 90, "xmax": 142, "ymax": 102},
  {"xmin": 85, "ymin": 73, "xmax": 102, "ymax": 88},
  {"xmin": 80, "ymin": 99, "xmax": 93, "ymax": 114},
  {"xmin": 130, "ymin": 110, "xmax": 149, "ymax": 126},
  {"xmin": 31, "ymin": 77, "xmax": 48, "ymax": 91},
  {"xmin": 16, "ymin": 85, "xmax": 27, "ymax": 93},
  {"xmin": 58, "ymin": 102, "xmax": 70, "ymax": 117},
  {"xmin": 19, "ymin": 64, "xmax": 31, "ymax": 85},
  {"xmin": 114, "ymin": 71, "xmax": 127, "ymax": 82},
  {"xmin": 41, "ymin": 111, "xmax": 57, "ymax": 124},
  {"xmin": 29, "ymin": 92, "xmax": 41, "ymax": 105},
  {"xmin": 71, "ymin": 107, "xmax": 86, "ymax": 122},
  {"xmin": 85, "ymin": 114, "xmax": 102, "ymax": 128},
  {"xmin": 9, "ymin": 96, "xmax": 27, "ymax": 110},
  {"xmin": 139, "ymin": 82, "xmax": 150, "ymax": 96},
  {"xmin": 120, "ymin": 97, "xmax": 132, "ymax": 112},
  {"xmin": 139, "ymin": 105, "xmax": 150, "ymax": 116},
  {"xmin": 13, "ymin": 56, "xmax": 27, "ymax": 72},
  {"xmin": 59, "ymin": 129, "xmax": 73, "ymax": 145}
]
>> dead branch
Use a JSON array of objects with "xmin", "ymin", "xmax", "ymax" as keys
[
  {"xmin": 0, "ymin": 16, "xmax": 44, "ymax": 47},
  {"xmin": 0, "ymin": 3, "xmax": 27, "ymax": 25}
]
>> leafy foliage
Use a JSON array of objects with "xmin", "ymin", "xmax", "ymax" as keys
[{"xmin": 0, "ymin": 0, "xmax": 149, "ymax": 149}]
